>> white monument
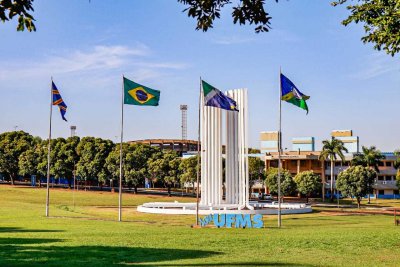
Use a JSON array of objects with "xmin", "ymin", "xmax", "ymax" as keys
[
  {"xmin": 137, "ymin": 89, "xmax": 311, "ymax": 215},
  {"xmin": 200, "ymin": 89, "xmax": 251, "ymax": 209}
]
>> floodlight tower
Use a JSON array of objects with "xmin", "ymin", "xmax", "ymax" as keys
[
  {"xmin": 180, "ymin": 105, "xmax": 188, "ymax": 140},
  {"xmin": 70, "ymin": 126, "xmax": 76, "ymax": 137}
]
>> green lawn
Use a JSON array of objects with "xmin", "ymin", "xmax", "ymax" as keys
[{"xmin": 1, "ymin": 186, "xmax": 400, "ymax": 266}]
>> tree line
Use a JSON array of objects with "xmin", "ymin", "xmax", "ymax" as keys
[
  {"xmin": 0, "ymin": 131, "xmax": 200, "ymax": 195},
  {"xmin": 1, "ymin": 131, "xmax": 399, "ymax": 206}
]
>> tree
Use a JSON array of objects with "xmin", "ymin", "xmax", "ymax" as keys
[
  {"xmin": 332, "ymin": 0, "xmax": 400, "ymax": 56},
  {"xmin": 52, "ymin": 136, "xmax": 80, "ymax": 188},
  {"xmin": 0, "ymin": 131, "xmax": 34, "ymax": 185},
  {"xmin": 179, "ymin": 155, "xmax": 199, "ymax": 193},
  {"xmin": 394, "ymin": 150, "xmax": 400, "ymax": 169},
  {"xmin": 294, "ymin": 171, "xmax": 322, "ymax": 203},
  {"xmin": 336, "ymin": 165, "xmax": 376, "ymax": 208},
  {"xmin": 265, "ymin": 167, "xmax": 296, "ymax": 198},
  {"xmin": 351, "ymin": 145, "xmax": 385, "ymax": 203},
  {"xmin": 0, "ymin": 0, "xmax": 36, "ymax": 31},
  {"xmin": 352, "ymin": 146, "xmax": 385, "ymax": 172},
  {"xmin": 147, "ymin": 150, "xmax": 181, "ymax": 196},
  {"xmin": 319, "ymin": 138, "xmax": 348, "ymax": 202},
  {"xmin": 36, "ymin": 139, "xmax": 52, "ymax": 185},
  {"xmin": 18, "ymin": 137, "xmax": 43, "ymax": 186},
  {"xmin": 178, "ymin": 0, "xmax": 278, "ymax": 33},
  {"xmin": 76, "ymin": 137, "xmax": 114, "ymax": 188},
  {"xmin": 248, "ymin": 156, "xmax": 265, "ymax": 190},
  {"xmin": 395, "ymin": 150, "xmax": 400, "ymax": 189},
  {"xmin": 106, "ymin": 143, "xmax": 158, "ymax": 193},
  {"xmin": 248, "ymin": 148, "xmax": 261, "ymax": 154}
]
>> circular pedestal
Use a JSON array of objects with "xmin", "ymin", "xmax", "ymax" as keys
[{"xmin": 137, "ymin": 201, "xmax": 312, "ymax": 215}]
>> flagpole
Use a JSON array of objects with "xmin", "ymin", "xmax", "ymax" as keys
[
  {"xmin": 46, "ymin": 77, "xmax": 53, "ymax": 217},
  {"xmin": 278, "ymin": 67, "xmax": 282, "ymax": 228},
  {"xmin": 195, "ymin": 77, "xmax": 202, "ymax": 226},
  {"xmin": 118, "ymin": 75, "xmax": 124, "ymax": 222}
]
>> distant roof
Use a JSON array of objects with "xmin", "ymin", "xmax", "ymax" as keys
[{"xmin": 129, "ymin": 139, "xmax": 199, "ymax": 144}]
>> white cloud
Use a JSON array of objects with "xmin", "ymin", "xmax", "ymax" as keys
[
  {"xmin": 213, "ymin": 35, "xmax": 256, "ymax": 45},
  {"xmin": 351, "ymin": 52, "xmax": 399, "ymax": 80},
  {"xmin": 0, "ymin": 44, "xmax": 187, "ymax": 86}
]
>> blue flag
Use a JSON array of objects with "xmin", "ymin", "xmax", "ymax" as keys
[
  {"xmin": 202, "ymin": 80, "xmax": 238, "ymax": 112},
  {"xmin": 280, "ymin": 74, "xmax": 309, "ymax": 114},
  {"xmin": 52, "ymin": 81, "xmax": 68, "ymax": 121}
]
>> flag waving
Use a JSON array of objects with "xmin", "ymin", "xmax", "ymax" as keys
[
  {"xmin": 52, "ymin": 81, "xmax": 68, "ymax": 121},
  {"xmin": 280, "ymin": 74, "xmax": 309, "ymax": 114},
  {"xmin": 123, "ymin": 77, "xmax": 160, "ymax": 106},
  {"xmin": 202, "ymin": 80, "xmax": 238, "ymax": 111}
]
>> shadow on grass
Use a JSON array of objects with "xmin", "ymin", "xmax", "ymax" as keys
[
  {"xmin": 149, "ymin": 263, "xmax": 314, "ymax": 266},
  {"xmin": 0, "ymin": 237, "xmax": 221, "ymax": 266},
  {"xmin": 0, "ymin": 227, "xmax": 65, "ymax": 233},
  {"xmin": 0, "ymin": 237, "xmax": 63, "ymax": 245}
]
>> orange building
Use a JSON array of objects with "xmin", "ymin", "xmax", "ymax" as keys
[{"xmin": 264, "ymin": 151, "xmax": 326, "ymax": 196}]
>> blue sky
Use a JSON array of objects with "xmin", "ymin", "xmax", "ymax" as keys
[{"xmin": 0, "ymin": 0, "xmax": 399, "ymax": 151}]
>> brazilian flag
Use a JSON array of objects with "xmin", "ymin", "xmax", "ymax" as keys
[{"xmin": 123, "ymin": 77, "xmax": 160, "ymax": 106}]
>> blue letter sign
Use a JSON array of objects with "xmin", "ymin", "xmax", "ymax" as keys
[{"xmin": 199, "ymin": 214, "xmax": 264, "ymax": 228}]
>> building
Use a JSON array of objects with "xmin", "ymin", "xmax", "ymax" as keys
[
  {"xmin": 292, "ymin": 137, "xmax": 315, "ymax": 152},
  {"xmin": 331, "ymin": 130, "xmax": 359, "ymax": 153},
  {"xmin": 262, "ymin": 130, "xmax": 399, "ymax": 198},
  {"xmin": 260, "ymin": 131, "xmax": 279, "ymax": 154},
  {"xmin": 129, "ymin": 139, "xmax": 199, "ymax": 156}
]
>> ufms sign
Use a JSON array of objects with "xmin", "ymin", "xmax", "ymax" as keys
[{"xmin": 199, "ymin": 214, "xmax": 263, "ymax": 228}]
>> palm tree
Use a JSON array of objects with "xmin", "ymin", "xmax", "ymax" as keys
[
  {"xmin": 394, "ymin": 150, "xmax": 400, "ymax": 170},
  {"xmin": 394, "ymin": 150, "xmax": 400, "ymax": 190},
  {"xmin": 352, "ymin": 146, "xmax": 385, "ymax": 172},
  {"xmin": 351, "ymin": 146, "xmax": 385, "ymax": 203},
  {"xmin": 319, "ymin": 138, "xmax": 348, "ymax": 202}
]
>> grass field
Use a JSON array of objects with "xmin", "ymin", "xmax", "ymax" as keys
[{"xmin": 1, "ymin": 186, "xmax": 400, "ymax": 266}]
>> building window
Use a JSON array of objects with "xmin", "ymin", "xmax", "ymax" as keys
[
  {"xmin": 270, "ymin": 160, "xmax": 278, "ymax": 168},
  {"xmin": 335, "ymin": 162, "xmax": 341, "ymax": 167},
  {"xmin": 378, "ymin": 161, "xmax": 384, "ymax": 167},
  {"xmin": 379, "ymin": 190, "xmax": 384, "ymax": 195},
  {"xmin": 300, "ymin": 160, "xmax": 307, "ymax": 167},
  {"xmin": 378, "ymin": 176, "xmax": 384, "ymax": 181},
  {"xmin": 290, "ymin": 160, "xmax": 297, "ymax": 168},
  {"xmin": 312, "ymin": 161, "xmax": 321, "ymax": 168},
  {"xmin": 385, "ymin": 162, "xmax": 392, "ymax": 167},
  {"xmin": 342, "ymin": 161, "xmax": 349, "ymax": 166},
  {"xmin": 395, "ymin": 190, "xmax": 399, "ymax": 195}
]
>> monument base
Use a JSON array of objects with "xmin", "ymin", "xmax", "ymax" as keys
[{"xmin": 137, "ymin": 201, "xmax": 312, "ymax": 215}]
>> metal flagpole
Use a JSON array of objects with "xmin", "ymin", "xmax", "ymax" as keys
[
  {"xmin": 195, "ymin": 77, "xmax": 202, "ymax": 226},
  {"xmin": 278, "ymin": 68, "xmax": 282, "ymax": 228},
  {"xmin": 73, "ymin": 161, "xmax": 76, "ymax": 211},
  {"xmin": 118, "ymin": 75, "xmax": 124, "ymax": 222},
  {"xmin": 46, "ymin": 77, "xmax": 53, "ymax": 217}
]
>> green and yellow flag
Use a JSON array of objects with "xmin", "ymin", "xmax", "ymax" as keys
[
  {"xmin": 280, "ymin": 73, "xmax": 309, "ymax": 114},
  {"xmin": 123, "ymin": 77, "xmax": 160, "ymax": 106}
]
